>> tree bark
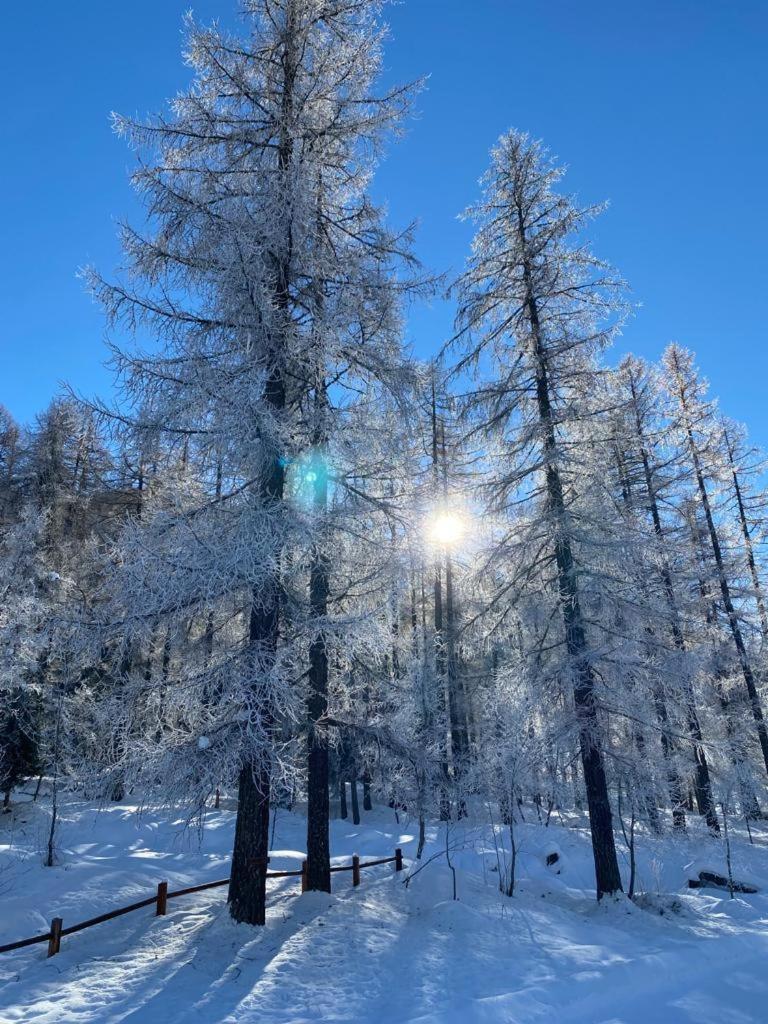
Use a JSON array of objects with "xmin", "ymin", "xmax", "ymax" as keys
[
  {"xmin": 350, "ymin": 775, "xmax": 361, "ymax": 825},
  {"xmin": 228, "ymin": 1, "xmax": 297, "ymax": 924},
  {"xmin": 306, "ymin": 438, "xmax": 331, "ymax": 892},
  {"xmin": 229, "ymin": 757, "xmax": 272, "ymax": 925},
  {"xmin": 339, "ymin": 777, "xmax": 348, "ymax": 819},
  {"xmin": 520, "ymin": 216, "xmax": 622, "ymax": 899}
]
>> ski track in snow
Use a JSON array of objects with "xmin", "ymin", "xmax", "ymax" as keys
[{"xmin": 2, "ymin": 798, "xmax": 768, "ymax": 1023}]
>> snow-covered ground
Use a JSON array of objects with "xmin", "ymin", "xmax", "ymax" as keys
[{"xmin": 2, "ymin": 795, "xmax": 768, "ymax": 1023}]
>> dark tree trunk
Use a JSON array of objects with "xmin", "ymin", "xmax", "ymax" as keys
[
  {"xmin": 520, "ymin": 227, "xmax": 622, "ymax": 899},
  {"xmin": 350, "ymin": 775, "xmax": 360, "ymax": 825},
  {"xmin": 339, "ymin": 777, "xmax": 348, "ymax": 819},
  {"xmin": 305, "ymin": 354, "xmax": 331, "ymax": 888},
  {"xmin": 229, "ymin": 760, "xmax": 271, "ymax": 925},
  {"xmin": 305, "ymin": 598, "xmax": 331, "ymax": 888},
  {"xmin": 362, "ymin": 771, "xmax": 372, "ymax": 811},
  {"xmin": 228, "ymin": 372, "xmax": 285, "ymax": 924},
  {"xmin": 228, "ymin": 2, "xmax": 298, "ymax": 921},
  {"xmin": 45, "ymin": 695, "xmax": 63, "ymax": 868},
  {"xmin": 548, "ymin": 457, "xmax": 620, "ymax": 894}
]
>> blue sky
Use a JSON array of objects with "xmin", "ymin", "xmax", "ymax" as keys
[{"xmin": 2, "ymin": 1, "xmax": 766, "ymax": 439}]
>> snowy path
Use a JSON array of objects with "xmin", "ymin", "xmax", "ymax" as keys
[{"xmin": 2, "ymin": 799, "xmax": 768, "ymax": 1023}]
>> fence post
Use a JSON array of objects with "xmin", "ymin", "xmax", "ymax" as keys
[
  {"xmin": 301, "ymin": 859, "xmax": 308, "ymax": 893},
  {"xmin": 47, "ymin": 917, "xmax": 62, "ymax": 958},
  {"xmin": 352, "ymin": 854, "xmax": 361, "ymax": 887},
  {"xmin": 156, "ymin": 881, "xmax": 168, "ymax": 916},
  {"xmin": 395, "ymin": 848, "xmax": 403, "ymax": 872}
]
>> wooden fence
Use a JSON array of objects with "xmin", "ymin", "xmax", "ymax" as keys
[{"xmin": 0, "ymin": 848, "xmax": 404, "ymax": 958}]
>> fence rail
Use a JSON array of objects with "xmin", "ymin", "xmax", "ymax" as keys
[{"xmin": 0, "ymin": 848, "xmax": 403, "ymax": 958}]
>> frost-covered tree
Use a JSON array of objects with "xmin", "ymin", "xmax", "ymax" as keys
[
  {"xmin": 0, "ymin": 407, "xmax": 21, "ymax": 522},
  {"xmin": 452, "ymin": 130, "xmax": 627, "ymax": 898},
  {"xmin": 720, "ymin": 418, "xmax": 768, "ymax": 647},
  {"xmin": 662, "ymin": 345, "xmax": 768, "ymax": 778},
  {"xmin": 0, "ymin": 511, "xmax": 47, "ymax": 810},
  {"xmin": 86, "ymin": 0, "xmax": 420, "ymax": 925},
  {"xmin": 609, "ymin": 355, "xmax": 719, "ymax": 832}
]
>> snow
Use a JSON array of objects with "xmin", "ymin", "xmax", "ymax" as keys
[{"xmin": 2, "ymin": 796, "xmax": 768, "ymax": 1023}]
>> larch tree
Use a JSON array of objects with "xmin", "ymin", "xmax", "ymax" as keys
[
  {"xmin": 87, "ymin": 0, "xmax": 420, "ymax": 925},
  {"xmin": 612, "ymin": 355, "xmax": 719, "ymax": 832},
  {"xmin": 452, "ymin": 129, "xmax": 626, "ymax": 899},
  {"xmin": 663, "ymin": 344, "xmax": 768, "ymax": 779}
]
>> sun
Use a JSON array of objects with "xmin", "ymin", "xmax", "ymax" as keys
[{"xmin": 427, "ymin": 510, "xmax": 466, "ymax": 548}]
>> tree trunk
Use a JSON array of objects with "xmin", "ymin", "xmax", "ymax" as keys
[
  {"xmin": 339, "ymin": 777, "xmax": 348, "ymax": 819},
  {"xmin": 305, "ymin": 371, "xmax": 332, "ymax": 891},
  {"xmin": 45, "ymin": 695, "xmax": 63, "ymax": 868},
  {"xmin": 350, "ymin": 775, "xmax": 361, "ymax": 826},
  {"xmin": 228, "ymin": 2, "xmax": 297, "ymax": 920},
  {"xmin": 228, "ymin": 371, "xmax": 285, "ymax": 924},
  {"xmin": 229, "ymin": 760, "xmax": 271, "ymax": 925},
  {"xmin": 521, "ymin": 228, "xmax": 622, "ymax": 899}
]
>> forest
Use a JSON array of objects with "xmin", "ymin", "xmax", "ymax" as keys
[{"xmin": 2, "ymin": 2, "xmax": 767, "ymax": 1022}]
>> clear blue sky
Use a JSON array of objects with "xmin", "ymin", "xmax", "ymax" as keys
[{"xmin": 1, "ymin": 1, "xmax": 766, "ymax": 439}]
